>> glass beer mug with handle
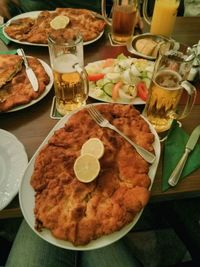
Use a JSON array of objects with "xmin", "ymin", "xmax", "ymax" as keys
[
  {"xmin": 143, "ymin": 0, "xmax": 180, "ymax": 37},
  {"xmin": 48, "ymin": 34, "xmax": 89, "ymax": 116},
  {"xmin": 101, "ymin": 0, "xmax": 138, "ymax": 44},
  {"xmin": 143, "ymin": 43, "xmax": 197, "ymax": 133}
]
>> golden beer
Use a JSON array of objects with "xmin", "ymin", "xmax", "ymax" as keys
[
  {"xmin": 53, "ymin": 54, "xmax": 88, "ymax": 115},
  {"xmin": 112, "ymin": 4, "xmax": 137, "ymax": 43},
  {"xmin": 144, "ymin": 70, "xmax": 182, "ymax": 132}
]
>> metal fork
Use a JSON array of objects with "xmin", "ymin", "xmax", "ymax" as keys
[{"xmin": 87, "ymin": 105, "xmax": 156, "ymax": 164}]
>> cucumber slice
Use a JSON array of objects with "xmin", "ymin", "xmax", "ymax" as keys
[
  {"xmin": 102, "ymin": 82, "xmax": 114, "ymax": 97},
  {"xmin": 142, "ymin": 77, "xmax": 151, "ymax": 88}
]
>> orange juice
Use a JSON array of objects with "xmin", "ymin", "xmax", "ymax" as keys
[{"xmin": 150, "ymin": 0, "xmax": 180, "ymax": 37}]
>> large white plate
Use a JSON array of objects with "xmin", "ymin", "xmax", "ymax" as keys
[
  {"xmin": 86, "ymin": 58, "xmax": 154, "ymax": 105},
  {"xmin": 0, "ymin": 129, "xmax": 28, "ymax": 211},
  {"xmin": 19, "ymin": 103, "xmax": 161, "ymax": 250},
  {"xmin": 5, "ymin": 57, "xmax": 54, "ymax": 113},
  {"xmin": 3, "ymin": 11, "xmax": 104, "ymax": 46},
  {"xmin": 89, "ymin": 91, "xmax": 145, "ymax": 105}
]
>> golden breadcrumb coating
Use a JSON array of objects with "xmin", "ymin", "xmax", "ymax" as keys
[
  {"xmin": 31, "ymin": 104, "xmax": 155, "ymax": 245},
  {"xmin": 5, "ymin": 8, "xmax": 106, "ymax": 44},
  {"xmin": 0, "ymin": 56, "xmax": 50, "ymax": 111}
]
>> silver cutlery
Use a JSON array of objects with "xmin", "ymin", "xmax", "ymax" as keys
[
  {"xmin": 87, "ymin": 105, "xmax": 156, "ymax": 164},
  {"xmin": 168, "ymin": 124, "xmax": 200, "ymax": 187},
  {"xmin": 17, "ymin": 48, "xmax": 39, "ymax": 92}
]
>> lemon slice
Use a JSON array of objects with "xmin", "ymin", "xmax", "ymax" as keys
[
  {"xmin": 81, "ymin": 138, "xmax": 104, "ymax": 159},
  {"xmin": 50, "ymin": 15, "xmax": 70, "ymax": 30},
  {"xmin": 74, "ymin": 154, "xmax": 100, "ymax": 183}
]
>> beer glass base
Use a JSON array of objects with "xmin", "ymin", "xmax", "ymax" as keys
[
  {"xmin": 56, "ymin": 99, "xmax": 86, "ymax": 116},
  {"xmin": 158, "ymin": 120, "xmax": 182, "ymax": 142},
  {"xmin": 108, "ymin": 33, "xmax": 129, "ymax": 46}
]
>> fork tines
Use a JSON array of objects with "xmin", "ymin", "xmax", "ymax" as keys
[{"xmin": 87, "ymin": 105, "xmax": 104, "ymax": 124}]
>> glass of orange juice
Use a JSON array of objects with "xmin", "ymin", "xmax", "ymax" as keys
[{"xmin": 143, "ymin": 0, "xmax": 180, "ymax": 37}]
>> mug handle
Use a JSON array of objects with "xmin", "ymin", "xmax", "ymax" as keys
[
  {"xmin": 73, "ymin": 63, "xmax": 89, "ymax": 97},
  {"xmin": 101, "ymin": 0, "xmax": 112, "ymax": 26},
  {"xmin": 178, "ymin": 80, "xmax": 197, "ymax": 119},
  {"xmin": 142, "ymin": 0, "xmax": 151, "ymax": 26}
]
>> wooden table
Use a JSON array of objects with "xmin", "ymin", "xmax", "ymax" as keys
[{"xmin": 0, "ymin": 17, "xmax": 200, "ymax": 219}]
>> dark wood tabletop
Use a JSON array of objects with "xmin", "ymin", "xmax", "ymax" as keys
[{"xmin": 0, "ymin": 16, "xmax": 200, "ymax": 219}]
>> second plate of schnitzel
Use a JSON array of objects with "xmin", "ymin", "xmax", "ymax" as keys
[
  {"xmin": 3, "ymin": 9, "xmax": 105, "ymax": 46},
  {"xmin": 19, "ymin": 103, "xmax": 161, "ymax": 250},
  {"xmin": 0, "ymin": 54, "xmax": 53, "ymax": 112}
]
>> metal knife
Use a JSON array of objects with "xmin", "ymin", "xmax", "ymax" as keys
[
  {"xmin": 17, "ymin": 48, "xmax": 39, "ymax": 92},
  {"xmin": 168, "ymin": 124, "xmax": 200, "ymax": 187}
]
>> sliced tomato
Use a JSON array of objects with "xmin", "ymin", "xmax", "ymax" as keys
[
  {"xmin": 136, "ymin": 82, "xmax": 148, "ymax": 101},
  {"xmin": 112, "ymin": 81, "xmax": 123, "ymax": 101},
  {"xmin": 88, "ymin": 73, "xmax": 105, "ymax": 82}
]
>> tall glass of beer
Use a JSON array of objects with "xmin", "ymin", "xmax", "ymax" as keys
[
  {"xmin": 102, "ymin": 0, "xmax": 138, "ymax": 44},
  {"xmin": 143, "ymin": 43, "xmax": 197, "ymax": 133},
  {"xmin": 48, "ymin": 34, "xmax": 89, "ymax": 116}
]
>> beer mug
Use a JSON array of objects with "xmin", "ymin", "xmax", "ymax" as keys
[
  {"xmin": 143, "ymin": 0, "xmax": 180, "ymax": 37},
  {"xmin": 48, "ymin": 34, "xmax": 89, "ymax": 116},
  {"xmin": 101, "ymin": 0, "xmax": 138, "ymax": 44},
  {"xmin": 143, "ymin": 43, "xmax": 197, "ymax": 133}
]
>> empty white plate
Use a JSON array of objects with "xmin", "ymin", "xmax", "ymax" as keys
[{"xmin": 0, "ymin": 129, "xmax": 28, "ymax": 211}]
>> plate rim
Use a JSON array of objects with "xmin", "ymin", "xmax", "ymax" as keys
[
  {"xmin": 86, "ymin": 58, "xmax": 154, "ymax": 105},
  {"xmin": 19, "ymin": 103, "xmax": 161, "ymax": 250},
  {"xmin": 5, "ymin": 57, "xmax": 54, "ymax": 113},
  {"xmin": 3, "ymin": 10, "xmax": 104, "ymax": 47},
  {"xmin": 0, "ymin": 129, "xmax": 28, "ymax": 211}
]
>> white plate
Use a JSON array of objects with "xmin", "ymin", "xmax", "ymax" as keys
[
  {"xmin": 19, "ymin": 103, "xmax": 161, "ymax": 250},
  {"xmin": 3, "ymin": 11, "xmax": 104, "ymax": 46},
  {"xmin": 89, "ymin": 92, "xmax": 145, "ymax": 105},
  {"xmin": 86, "ymin": 58, "xmax": 154, "ymax": 105},
  {"xmin": 0, "ymin": 129, "xmax": 28, "ymax": 211},
  {"xmin": 5, "ymin": 57, "xmax": 54, "ymax": 113}
]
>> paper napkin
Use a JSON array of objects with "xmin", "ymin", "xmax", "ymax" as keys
[
  {"xmin": 0, "ymin": 49, "xmax": 17, "ymax": 55},
  {"xmin": 162, "ymin": 120, "xmax": 200, "ymax": 191},
  {"xmin": 0, "ymin": 27, "xmax": 10, "ymax": 45}
]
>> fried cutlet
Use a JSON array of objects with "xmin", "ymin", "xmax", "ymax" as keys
[
  {"xmin": 4, "ymin": 8, "xmax": 106, "ymax": 44},
  {"xmin": 0, "ymin": 54, "xmax": 23, "ymax": 88},
  {"xmin": 0, "ymin": 56, "xmax": 50, "ymax": 111},
  {"xmin": 31, "ymin": 104, "xmax": 155, "ymax": 246}
]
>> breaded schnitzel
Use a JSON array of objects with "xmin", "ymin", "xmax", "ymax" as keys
[
  {"xmin": 31, "ymin": 104, "xmax": 155, "ymax": 246},
  {"xmin": 0, "ymin": 56, "xmax": 50, "ymax": 112},
  {"xmin": 4, "ymin": 8, "xmax": 106, "ymax": 44}
]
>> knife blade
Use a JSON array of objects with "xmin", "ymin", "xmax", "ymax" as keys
[
  {"xmin": 168, "ymin": 124, "xmax": 200, "ymax": 187},
  {"xmin": 17, "ymin": 48, "xmax": 39, "ymax": 92}
]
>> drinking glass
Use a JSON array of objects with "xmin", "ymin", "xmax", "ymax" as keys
[
  {"xmin": 48, "ymin": 34, "xmax": 89, "ymax": 116},
  {"xmin": 143, "ymin": 42, "xmax": 197, "ymax": 133},
  {"xmin": 143, "ymin": 0, "xmax": 180, "ymax": 37},
  {"xmin": 102, "ymin": 0, "xmax": 138, "ymax": 44}
]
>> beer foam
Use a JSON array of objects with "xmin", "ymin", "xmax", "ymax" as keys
[
  {"xmin": 155, "ymin": 69, "xmax": 182, "ymax": 89},
  {"xmin": 53, "ymin": 54, "xmax": 79, "ymax": 73}
]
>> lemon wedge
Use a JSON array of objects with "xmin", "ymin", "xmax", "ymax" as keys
[
  {"xmin": 81, "ymin": 138, "xmax": 104, "ymax": 159},
  {"xmin": 50, "ymin": 15, "xmax": 70, "ymax": 30},
  {"xmin": 74, "ymin": 154, "xmax": 100, "ymax": 183}
]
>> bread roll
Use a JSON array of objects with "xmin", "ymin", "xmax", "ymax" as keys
[{"xmin": 135, "ymin": 38, "xmax": 158, "ymax": 56}]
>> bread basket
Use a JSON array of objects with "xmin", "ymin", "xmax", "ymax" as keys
[{"xmin": 127, "ymin": 33, "xmax": 172, "ymax": 60}]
